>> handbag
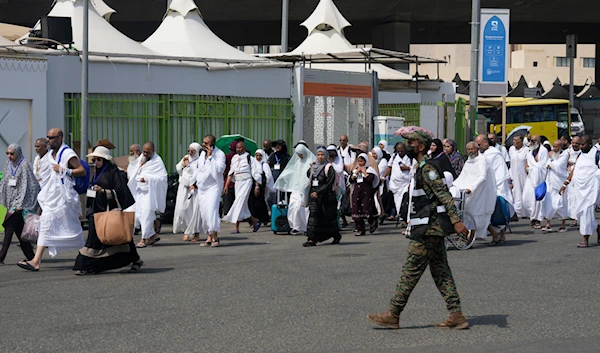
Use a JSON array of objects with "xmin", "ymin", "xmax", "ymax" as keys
[
  {"xmin": 534, "ymin": 170, "xmax": 548, "ymax": 201},
  {"xmin": 21, "ymin": 213, "xmax": 40, "ymax": 244},
  {"xmin": 93, "ymin": 191, "xmax": 135, "ymax": 245}
]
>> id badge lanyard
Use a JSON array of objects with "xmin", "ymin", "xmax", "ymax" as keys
[{"xmin": 10, "ymin": 157, "xmax": 24, "ymax": 177}]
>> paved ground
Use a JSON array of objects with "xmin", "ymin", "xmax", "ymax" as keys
[{"xmin": 1, "ymin": 216, "xmax": 600, "ymax": 353}]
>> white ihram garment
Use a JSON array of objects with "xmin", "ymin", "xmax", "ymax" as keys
[
  {"xmin": 127, "ymin": 155, "xmax": 141, "ymax": 181},
  {"xmin": 387, "ymin": 154, "xmax": 412, "ymax": 215},
  {"xmin": 222, "ymin": 153, "xmax": 262, "ymax": 223},
  {"xmin": 187, "ymin": 148, "xmax": 226, "ymax": 235},
  {"xmin": 453, "ymin": 154, "xmax": 496, "ymax": 239},
  {"xmin": 542, "ymin": 151, "xmax": 569, "ymax": 220},
  {"xmin": 33, "ymin": 152, "xmax": 53, "ymax": 190},
  {"xmin": 288, "ymin": 191, "xmax": 309, "ymax": 232},
  {"xmin": 173, "ymin": 154, "xmax": 200, "ymax": 234},
  {"xmin": 496, "ymin": 143, "xmax": 511, "ymax": 163},
  {"xmin": 509, "ymin": 145, "xmax": 529, "ymax": 217},
  {"xmin": 127, "ymin": 154, "xmax": 168, "ymax": 239},
  {"xmin": 37, "ymin": 145, "xmax": 84, "ymax": 257},
  {"xmin": 522, "ymin": 147, "xmax": 549, "ymax": 221},
  {"xmin": 483, "ymin": 147, "xmax": 513, "ymax": 204},
  {"xmin": 567, "ymin": 147, "xmax": 583, "ymax": 219},
  {"xmin": 570, "ymin": 147, "xmax": 600, "ymax": 235}
]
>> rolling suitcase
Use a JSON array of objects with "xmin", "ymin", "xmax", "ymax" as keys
[{"xmin": 271, "ymin": 192, "xmax": 291, "ymax": 234}]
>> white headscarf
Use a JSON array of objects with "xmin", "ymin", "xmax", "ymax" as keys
[
  {"xmin": 274, "ymin": 143, "xmax": 316, "ymax": 193},
  {"xmin": 355, "ymin": 153, "xmax": 380, "ymax": 188},
  {"xmin": 326, "ymin": 144, "xmax": 344, "ymax": 173},
  {"xmin": 255, "ymin": 149, "xmax": 268, "ymax": 164},
  {"xmin": 189, "ymin": 142, "xmax": 201, "ymax": 162},
  {"xmin": 378, "ymin": 140, "xmax": 388, "ymax": 152},
  {"xmin": 372, "ymin": 147, "xmax": 383, "ymax": 162}
]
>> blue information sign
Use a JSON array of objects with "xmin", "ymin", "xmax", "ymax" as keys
[{"xmin": 481, "ymin": 15, "xmax": 506, "ymax": 83}]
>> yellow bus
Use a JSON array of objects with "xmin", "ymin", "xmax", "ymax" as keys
[{"xmin": 477, "ymin": 98, "xmax": 571, "ymax": 145}]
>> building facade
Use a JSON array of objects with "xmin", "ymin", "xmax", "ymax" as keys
[{"xmin": 411, "ymin": 44, "xmax": 596, "ymax": 90}]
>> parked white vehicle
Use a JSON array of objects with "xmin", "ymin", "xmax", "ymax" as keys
[{"xmin": 571, "ymin": 107, "xmax": 585, "ymax": 136}]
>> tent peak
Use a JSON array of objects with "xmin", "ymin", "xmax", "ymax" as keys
[
  {"xmin": 167, "ymin": 0, "xmax": 200, "ymax": 18},
  {"xmin": 300, "ymin": 0, "xmax": 351, "ymax": 35}
]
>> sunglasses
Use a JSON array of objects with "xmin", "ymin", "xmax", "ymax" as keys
[
  {"xmin": 47, "ymin": 135, "xmax": 59, "ymax": 140},
  {"xmin": 6, "ymin": 152, "xmax": 14, "ymax": 156},
  {"xmin": 92, "ymin": 158, "xmax": 103, "ymax": 163}
]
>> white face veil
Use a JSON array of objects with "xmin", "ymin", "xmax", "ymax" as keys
[{"xmin": 273, "ymin": 143, "xmax": 317, "ymax": 193}]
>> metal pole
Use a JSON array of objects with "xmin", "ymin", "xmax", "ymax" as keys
[
  {"xmin": 569, "ymin": 57, "xmax": 575, "ymax": 109},
  {"xmin": 281, "ymin": 0, "xmax": 289, "ymax": 53},
  {"xmin": 81, "ymin": 0, "xmax": 89, "ymax": 158},
  {"xmin": 469, "ymin": 0, "xmax": 480, "ymax": 141},
  {"xmin": 501, "ymin": 95, "xmax": 507, "ymax": 144}
]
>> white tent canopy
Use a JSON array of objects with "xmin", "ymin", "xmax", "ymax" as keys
[
  {"xmin": 300, "ymin": 0, "xmax": 351, "ymax": 35},
  {"xmin": 0, "ymin": 34, "xmax": 14, "ymax": 46},
  {"xmin": 18, "ymin": 0, "xmax": 115, "ymax": 43},
  {"xmin": 142, "ymin": 0, "xmax": 263, "ymax": 62},
  {"xmin": 17, "ymin": 0, "xmax": 157, "ymax": 56},
  {"xmin": 262, "ymin": 0, "xmax": 442, "ymax": 80}
]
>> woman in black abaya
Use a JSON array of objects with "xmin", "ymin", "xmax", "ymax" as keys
[{"xmin": 73, "ymin": 146, "xmax": 142, "ymax": 275}]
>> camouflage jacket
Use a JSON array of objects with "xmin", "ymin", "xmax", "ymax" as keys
[{"xmin": 414, "ymin": 159, "xmax": 461, "ymax": 237}]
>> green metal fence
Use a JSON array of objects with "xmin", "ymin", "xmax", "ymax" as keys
[
  {"xmin": 378, "ymin": 103, "xmax": 421, "ymax": 126},
  {"xmin": 65, "ymin": 93, "xmax": 293, "ymax": 171}
]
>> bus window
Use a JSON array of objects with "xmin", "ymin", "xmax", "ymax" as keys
[
  {"xmin": 557, "ymin": 105, "xmax": 569, "ymax": 123},
  {"xmin": 507, "ymin": 106, "xmax": 523, "ymax": 124},
  {"xmin": 478, "ymin": 107, "xmax": 499, "ymax": 124},
  {"xmin": 524, "ymin": 106, "xmax": 541, "ymax": 122},
  {"xmin": 541, "ymin": 106, "xmax": 555, "ymax": 121}
]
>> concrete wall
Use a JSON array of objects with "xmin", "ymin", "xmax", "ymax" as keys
[
  {"xmin": 0, "ymin": 57, "xmax": 48, "ymax": 165},
  {"xmin": 411, "ymin": 43, "xmax": 596, "ymax": 90}
]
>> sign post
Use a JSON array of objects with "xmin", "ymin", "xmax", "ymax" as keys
[
  {"xmin": 566, "ymin": 34, "xmax": 577, "ymax": 110},
  {"xmin": 479, "ymin": 9, "xmax": 510, "ymax": 97}
]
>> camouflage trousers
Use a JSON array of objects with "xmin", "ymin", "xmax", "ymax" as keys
[{"xmin": 389, "ymin": 236, "xmax": 462, "ymax": 316}]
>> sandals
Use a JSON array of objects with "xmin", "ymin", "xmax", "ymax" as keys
[
  {"xmin": 558, "ymin": 228, "xmax": 567, "ymax": 233},
  {"xmin": 211, "ymin": 240, "xmax": 220, "ymax": 248},
  {"xmin": 200, "ymin": 241, "xmax": 212, "ymax": 247},
  {"xmin": 533, "ymin": 223, "xmax": 542, "ymax": 229},
  {"xmin": 190, "ymin": 235, "xmax": 201, "ymax": 242},
  {"xmin": 253, "ymin": 222, "xmax": 262, "ymax": 233},
  {"xmin": 154, "ymin": 220, "xmax": 162, "ymax": 234},
  {"xmin": 17, "ymin": 260, "xmax": 39, "ymax": 272},
  {"xmin": 74, "ymin": 270, "xmax": 94, "ymax": 276},
  {"xmin": 129, "ymin": 260, "xmax": 144, "ymax": 273},
  {"xmin": 136, "ymin": 243, "xmax": 147, "ymax": 248},
  {"xmin": 147, "ymin": 237, "xmax": 161, "ymax": 246},
  {"xmin": 182, "ymin": 235, "xmax": 190, "ymax": 241},
  {"xmin": 577, "ymin": 242, "xmax": 589, "ymax": 248},
  {"xmin": 302, "ymin": 241, "xmax": 316, "ymax": 247},
  {"xmin": 541, "ymin": 227, "xmax": 553, "ymax": 232}
]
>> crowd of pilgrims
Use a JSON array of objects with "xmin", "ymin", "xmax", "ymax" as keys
[{"xmin": 2, "ymin": 128, "xmax": 600, "ymax": 274}]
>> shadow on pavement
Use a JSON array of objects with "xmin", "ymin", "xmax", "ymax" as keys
[
  {"xmin": 118, "ymin": 267, "xmax": 175, "ymax": 274},
  {"xmin": 468, "ymin": 314, "xmax": 509, "ymax": 328},
  {"xmin": 219, "ymin": 242, "xmax": 270, "ymax": 248},
  {"xmin": 337, "ymin": 242, "xmax": 371, "ymax": 246},
  {"xmin": 491, "ymin": 239, "xmax": 537, "ymax": 247}
]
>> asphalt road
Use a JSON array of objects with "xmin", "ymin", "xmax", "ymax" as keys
[{"xmin": 1, "ymin": 217, "xmax": 599, "ymax": 353}]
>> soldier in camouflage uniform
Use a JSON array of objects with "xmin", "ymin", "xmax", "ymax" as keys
[{"xmin": 367, "ymin": 126, "xmax": 473, "ymax": 330}]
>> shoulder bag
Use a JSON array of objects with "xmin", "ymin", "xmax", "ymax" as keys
[{"xmin": 94, "ymin": 191, "xmax": 135, "ymax": 245}]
